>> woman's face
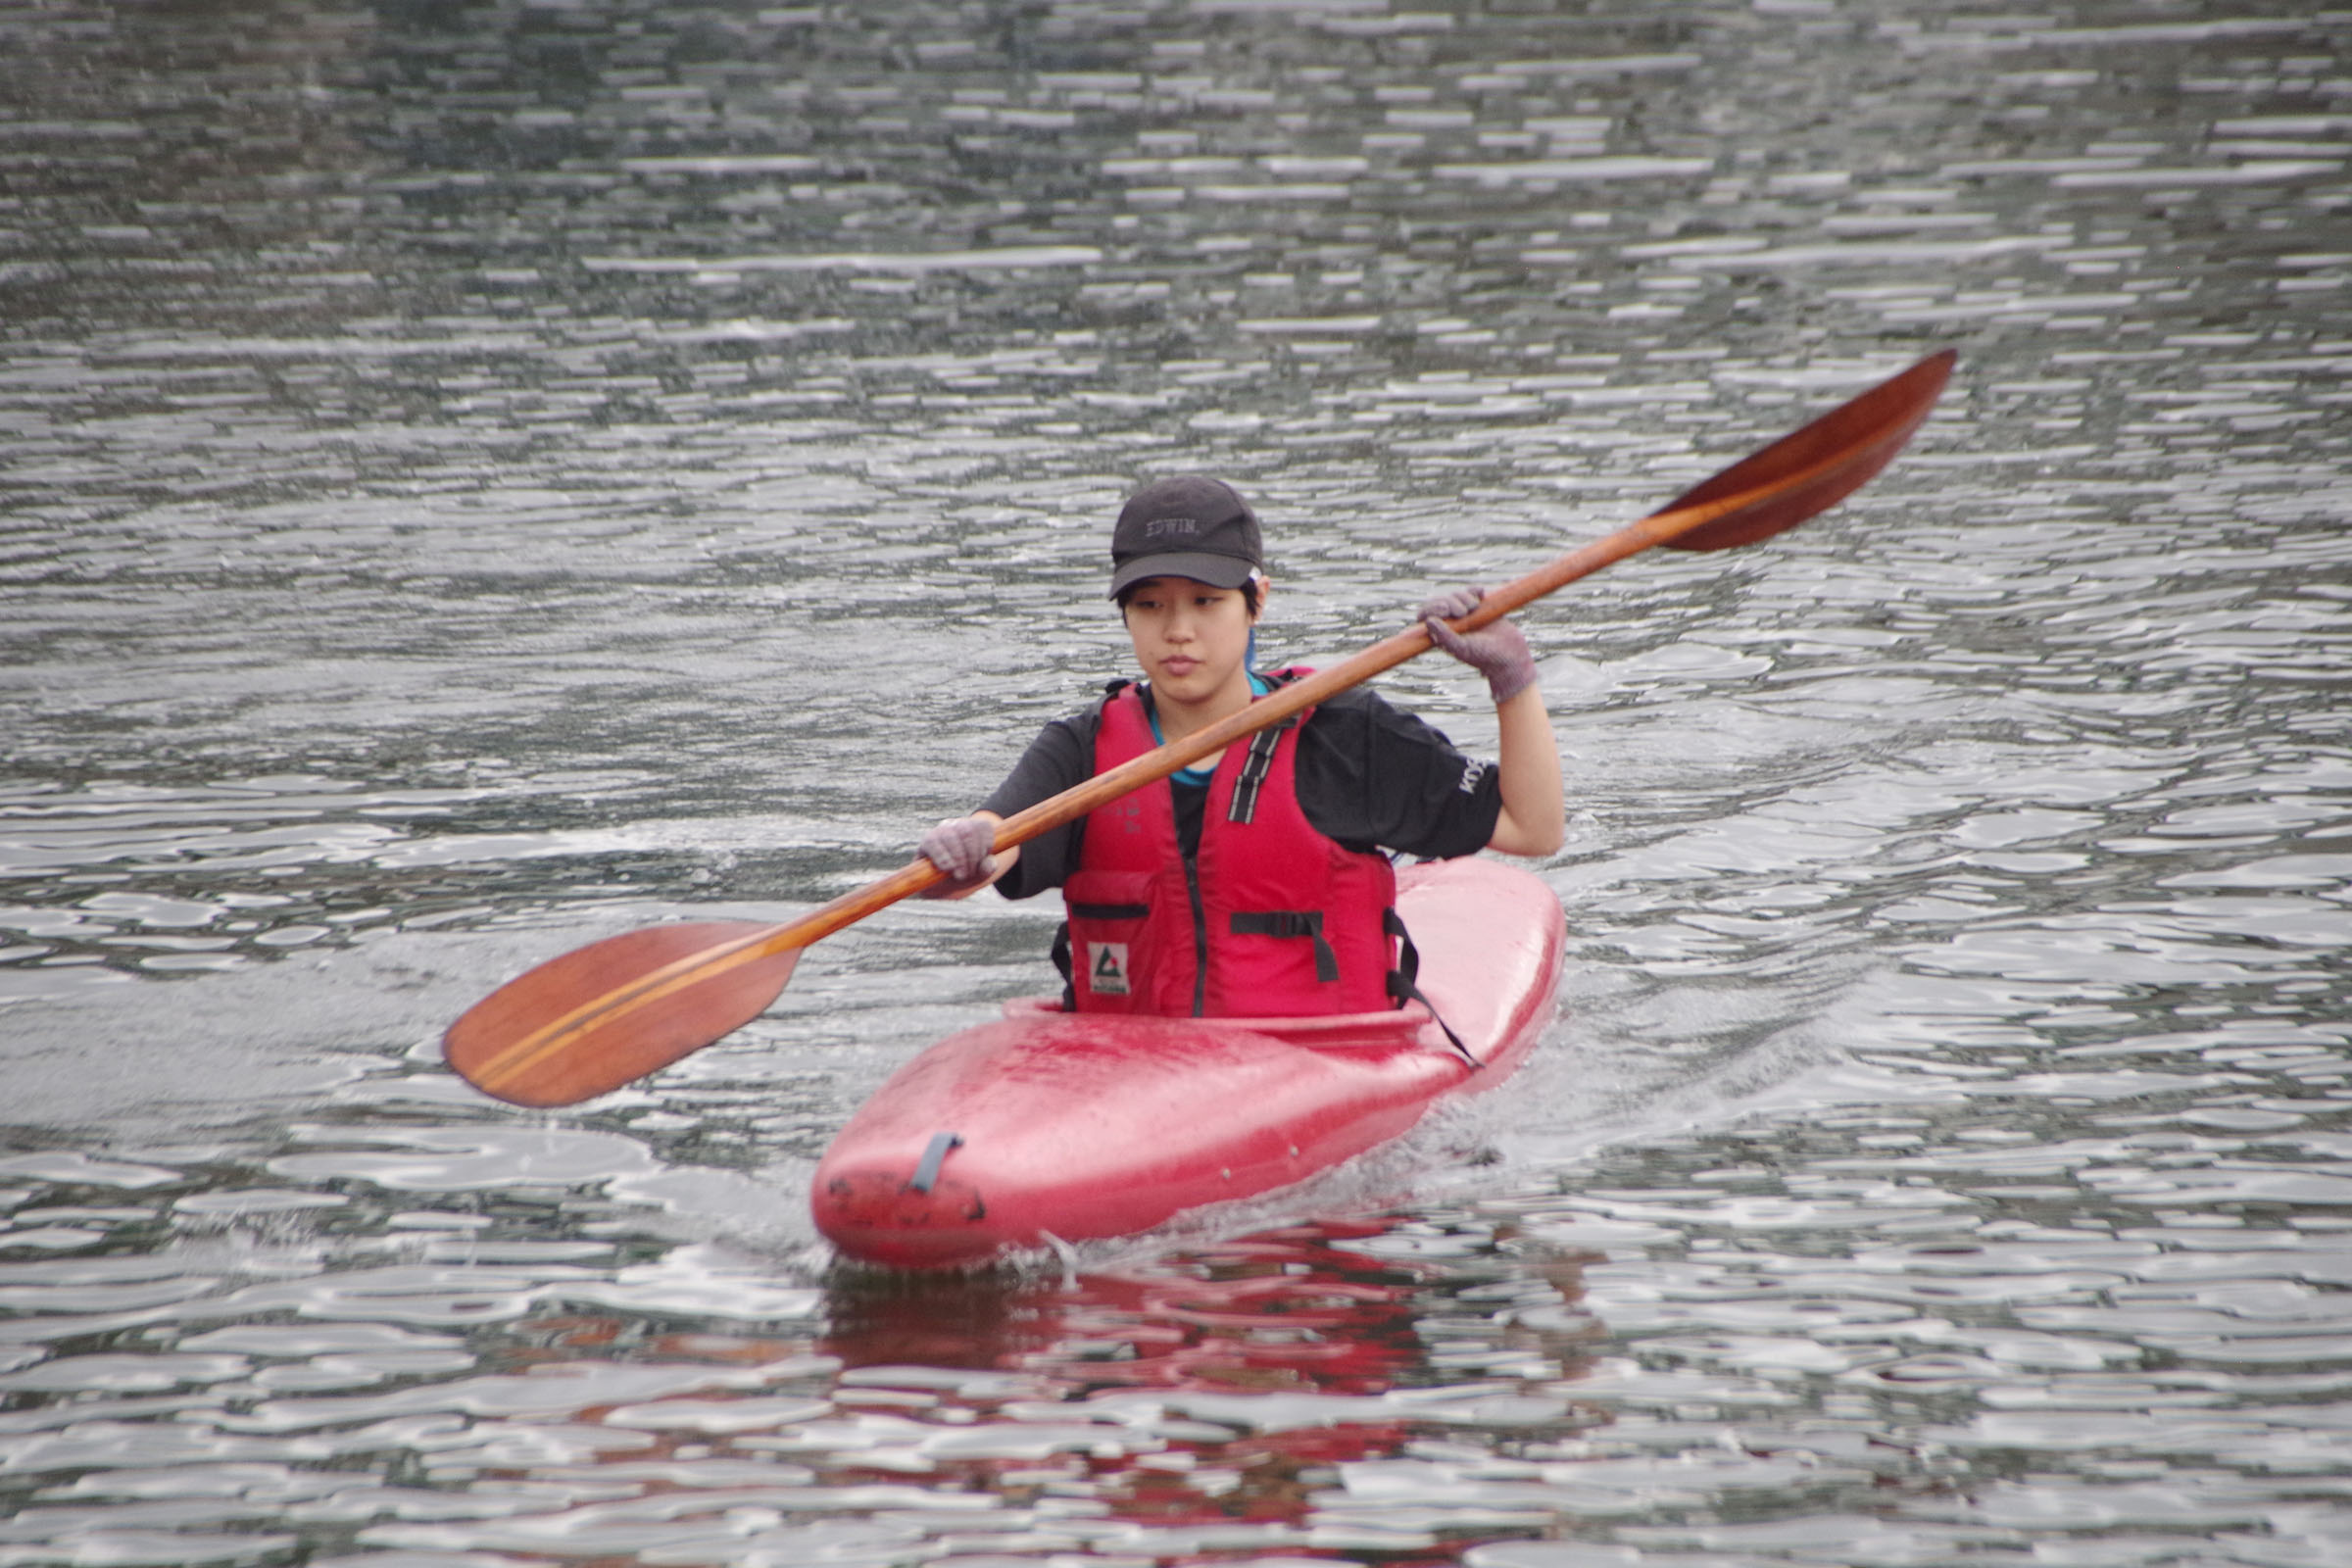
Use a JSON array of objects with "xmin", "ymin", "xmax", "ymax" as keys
[{"xmin": 1119, "ymin": 575, "xmax": 1260, "ymax": 709}]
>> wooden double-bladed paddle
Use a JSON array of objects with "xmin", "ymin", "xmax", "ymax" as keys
[{"xmin": 445, "ymin": 347, "xmax": 1956, "ymax": 1107}]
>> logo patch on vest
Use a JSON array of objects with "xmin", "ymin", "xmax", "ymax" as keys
[{"xmin": 1087, "ymin": 942, "xmax": 1131, "ymax": 996}]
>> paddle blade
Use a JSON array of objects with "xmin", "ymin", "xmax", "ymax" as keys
[
  {"xmin": 1661, "ymin": 348, "xmax": 1955, "ymax": 551},
  {"xmin": 443, "ymin": 921, "xmax": 799, "ymax": 1107}
]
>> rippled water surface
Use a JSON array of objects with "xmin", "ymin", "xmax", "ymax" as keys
[{"xmin": 5, "ymin": 1, "xmax": 2351, "ymax": 1563}]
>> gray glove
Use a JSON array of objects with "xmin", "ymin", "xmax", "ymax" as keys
[
  {"xmin": 918, "ymin": 815, "xmax": 999, "ymax": 891},
  {"xmin": 1420, "ymin": 585, "xmax": 1537, "ymax": 706}
]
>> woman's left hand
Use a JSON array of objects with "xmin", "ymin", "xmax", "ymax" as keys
[{"xmin": 1419, "ymin": 586, "xmax": 1537, "ymax": 705}]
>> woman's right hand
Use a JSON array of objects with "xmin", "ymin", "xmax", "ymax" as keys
[{"xmin": 917, "ymin": 814, "xmax": 1001, "ymax": 896}]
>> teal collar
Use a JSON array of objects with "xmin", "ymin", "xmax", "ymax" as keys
[{"xmin": 1149, "ymin": 671, "xmax": 1273, "ymax": 787}]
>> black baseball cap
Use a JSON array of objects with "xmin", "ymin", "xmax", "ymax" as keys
[{"xmin": 1107, "ymin": 475, "xmax": 1263, "ymax": 599}]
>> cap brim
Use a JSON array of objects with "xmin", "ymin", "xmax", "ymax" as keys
[{"xmin": 1108, "ymin": 552, "xmax": 1256, "ymax": 598}]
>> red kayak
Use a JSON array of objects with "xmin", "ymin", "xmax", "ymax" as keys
[{"xmin": 810, "ymin": 857, "xmax": 1564, "ymax": 1269}]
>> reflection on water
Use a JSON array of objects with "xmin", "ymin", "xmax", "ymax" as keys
[{"xmin": 4, "ymin": 0, "xmax": 2351, "ymax": 1563}]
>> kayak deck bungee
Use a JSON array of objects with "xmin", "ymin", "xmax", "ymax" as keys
[{"xmin": 811, "ymin": 857, "xmax": 1565, "ymax": 1268}]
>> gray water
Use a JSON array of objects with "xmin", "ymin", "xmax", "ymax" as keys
[{"xmin": 4, "ymin": 1, "xmax": 2350, "ymax": 1564}]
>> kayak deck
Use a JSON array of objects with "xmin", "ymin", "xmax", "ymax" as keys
[{"xmin": 811, "ymin": 857, "xmax": 1564, "ymax": 1268}]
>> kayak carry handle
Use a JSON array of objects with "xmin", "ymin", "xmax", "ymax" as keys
[{"xmin": 910, "ymin": 1132, "xmax": 964, "ymax": 1195}]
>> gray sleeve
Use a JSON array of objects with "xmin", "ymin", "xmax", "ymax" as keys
[
  {"xmin": 1293, "ymin": 687, "xmax": 1503, "ymax": 860},
  {"xmin": 976, "ymin": 706, "xmax": 1101, "ymax": 898}
]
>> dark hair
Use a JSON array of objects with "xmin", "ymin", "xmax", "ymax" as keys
[{"xmin": 1115, "ymin": 576, "xmax": 1263, "ymax": 616}]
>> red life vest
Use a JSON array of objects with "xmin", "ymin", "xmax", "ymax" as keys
[{"xmin": 1061, "ymin": 672, "xmax": 1400, "ymax": 1018}]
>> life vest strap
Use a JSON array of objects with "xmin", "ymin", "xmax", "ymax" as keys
[
  {"xmin": 1229, "ymin": 908, "xmax": 1338, "ymax": 983},
  {"xmin": 1051, "ymin": 923, "xmax": 1075, "ymax": 1010},
  {"xmin": 1226, "ymin": 718, "xmax": 1295, "ymax": 826},
  {"xmin": 1384, "ymin": 908, "xmax": 1476, "ymax": 1068},
  {"xmin": 1068, "ymin": 901, "xmax": 1149, "ymax": 921}
]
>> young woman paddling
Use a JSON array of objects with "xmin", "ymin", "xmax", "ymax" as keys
[{"xmin": 919, "ymin": 475, "xmax": 1564, "ymax": 1019}]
